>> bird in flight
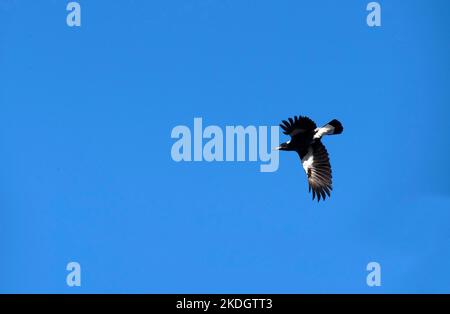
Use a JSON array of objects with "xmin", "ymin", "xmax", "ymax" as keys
[{"xmin": 275, "ymin": 116, "xmax": 343, "ymax": 201}]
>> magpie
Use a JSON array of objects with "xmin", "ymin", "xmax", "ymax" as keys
[{"xmin": 275, "ymin": 116, "xmax": 343, "ymax": 201}]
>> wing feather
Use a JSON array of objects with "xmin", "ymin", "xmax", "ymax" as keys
[
  {"xmin": 301, "ymin": 141, "xmax": 333, "ymax": 202},
  {"xmin": 279, "ymin": 116, "xmax": 317, "ymax": 137}
]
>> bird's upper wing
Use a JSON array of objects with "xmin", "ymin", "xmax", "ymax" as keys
[
  {"xmin": 301, "ymin": 141, "xmax": 333, "ymax": 201},
  {"xmin": 280, "ymin": 116, "xmax": 317, "ymax": 137}
]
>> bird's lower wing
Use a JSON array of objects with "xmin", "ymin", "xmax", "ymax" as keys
[{"xmin": 301, "ymin": 141, "xmax": 333, "ymax": 201}]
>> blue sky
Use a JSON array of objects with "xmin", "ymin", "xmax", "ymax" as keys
[{"xmin": 1, "ymin": 0, "xmax": 449, "ymax": 293}]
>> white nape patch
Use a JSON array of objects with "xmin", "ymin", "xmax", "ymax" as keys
[
  {"xmin": 313, "ymin": 124, "xmax": 335, "ymax": 139},
  {"xmin": 301, "ymin": 147, "xmax": 314, "ymax": 174}
]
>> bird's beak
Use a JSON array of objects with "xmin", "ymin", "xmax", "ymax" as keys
[{"xmin": 273, "ymin": 143, "xmax": 288, "ymax": 151}]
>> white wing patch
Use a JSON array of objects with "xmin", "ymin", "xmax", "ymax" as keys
[{"xmin": 301, "ymin": 147, "xmax": 314, "ymax": 174}]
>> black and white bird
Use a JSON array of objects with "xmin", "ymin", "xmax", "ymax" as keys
[{"xmin": 276, "ymin": 116, "xmax": 343, "ymax": 201}]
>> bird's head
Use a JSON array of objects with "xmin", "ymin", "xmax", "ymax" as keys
[{"xmin": 274, "ymin": 141, "xmax": 291, "ymax": 151}]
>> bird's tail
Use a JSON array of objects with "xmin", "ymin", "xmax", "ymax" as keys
[
  {"xmin": 325, "ymin": 119, "xmax": 343, "ymax": 135},
  {"xmin": 314, "ymin": 119, "xmax": 343, "ymax": 139}
]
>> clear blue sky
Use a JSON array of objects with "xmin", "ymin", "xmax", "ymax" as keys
[{"xmin": 1, "ymin": 0, "xmax": 449, "ymax": 293}]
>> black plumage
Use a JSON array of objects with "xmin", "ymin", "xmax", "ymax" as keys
[{"xmin": 277, "ymin": 116, "xmax": 343, "ymax": 201}]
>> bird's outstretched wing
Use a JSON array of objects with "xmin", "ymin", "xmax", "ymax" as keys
[
  {"xmin": 301, "ymin": 141, "xmax": 333, "ymax": 201},
  {"xmin": 280, "ymin": 116, "xmax": 317, "ymax": 137}
]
